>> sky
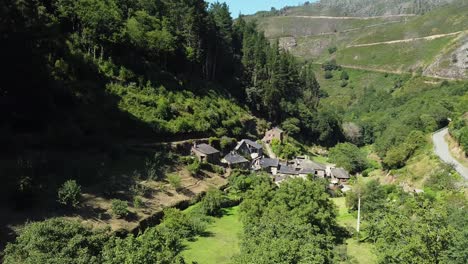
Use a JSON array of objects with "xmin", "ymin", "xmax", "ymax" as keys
[{"xmin": 206, "ymin": 0, "xmax": 315, "ymax": 17}]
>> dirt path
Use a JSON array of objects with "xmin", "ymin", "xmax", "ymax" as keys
[
  {"xmin": 346, "ymin": 31, "xmax": 463, "ymax": 48},
  {"xmin": 264, "ymin": 143, "xmax": 277, "ymax": 159},
  {"xmin": 433, "ymin": 128, "xmax": 468, "ymax": 180},
  {"xmin": 338, "ymin": 64, "xmax": 463, "ymax": 80},
  {"xmin": 288, "ymin": 14, "xmax": 416, "ymax": 20}
]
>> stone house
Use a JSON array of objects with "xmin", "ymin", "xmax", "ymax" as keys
[
  {"xmin": 262, "ymin": 127, "xmax": 284, "ymax": 144},
  {"xmin": 254, "ymin": 157, "xmax": 280, "ymax": 175},
  {"xmin": 191, "ymin": 143, "xmax": 220, "ymax": 164},
  {"xmin": 222, "ymin": 152, "xmax": 250, "ymax": 169},
  {"xmin": 235, "ymin": 139, "xmax": 263, "ymax": 159}
]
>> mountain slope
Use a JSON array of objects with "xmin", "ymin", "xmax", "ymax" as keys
[
  {"xmin": 279, "ymin": 0, "xmax": 457, "ymax": 16},
  {"xmin": 250, "ymin": 0, "xmax": 468, "ymax": 79}
]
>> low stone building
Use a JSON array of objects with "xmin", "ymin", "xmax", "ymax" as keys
[
  {"xmin": 222, "ymin": 152, "xmax": 250, "ymax": 169},
  {"xmin": 191, "ymin": 143, "xmax": 220, "ymax": 164},
  {"xmin": 330, "ymin": 167, "xmax": 350, "ymax": 183},
  {"xmin": 254, "ymin": 157, "xmax": 280, "ymax": 175},
  {"xmin": 293, "ymin": 158, "xmax": 327, "ymax": 177},
  {"xmin": 262, "ymin": 127, "xmax": 284, "ymax": 144}
]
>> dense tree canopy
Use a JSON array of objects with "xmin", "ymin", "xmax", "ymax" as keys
[{"xmin": 234, "ymin": 178, "xmax": 344, "ymax": 263}]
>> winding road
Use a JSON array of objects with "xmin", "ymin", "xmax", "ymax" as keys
[{"xmin": 432, "ymin": 128, "xmax": 468, "ymax": 180}]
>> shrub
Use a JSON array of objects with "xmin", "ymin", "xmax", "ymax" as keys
[
  {"xmin": 133, "ymin": 196, "xmax": 144, "ymax": 208},
  {"xmin": 340, "ymin": 80, "xmax": 348, "ymax": 87},
  {"xmin": 324, "ymin": 70, "xmax": 333, "ymax": 79},
  {"xmin": 57, "ymin": 180, "xmax": 81, "ymax": 208},
  {"xmin": 340, "ymin": 71, "xmax": 349, "ymax": 80},
  {"xmin": 329, "ymin": 143, "xmax": 368, "ymax": 173},
  {"xmin": 328, "ymin": 46, "xmax": 337, "ymax": 54},
  {"xmin": 111, "ymin": 199, "xmax": 129, "ymax": 218},
  {"xmin": 200, "ymin": 188, "xmax": 226, "ymax": 216},
  {"xmin": 187, "ymin": 159, "xmax": 201, "ymax": 176},
  {"xmin": 167, "ymin": 173, "xmax": 182, "ymax": 191}
]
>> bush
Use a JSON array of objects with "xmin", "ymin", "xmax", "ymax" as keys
[
  {"xmin": 328, "ymin": 46, "xmax": 337, "ymax": 54},
  {"xmin": 57, "ymin": 180, "xmax": 82, "ymax": 208},
  {"xmin": 200, "ymin": 188, "xmax": 226, "ymax": 216},
  {"xmin": 322, "ymin": 59, "xmax": 339, "ymax": 71},
  {"xmin": 340, "ymin": 71, "xmax": 349, "ymax": 80},
  {"xmin": 187, "ymin": 159, "xmax": 201, "ymax": 176},
  {"xmin": 167, "ymin": 173, "xmax": 182, "ymax": 191},
  {"xmin": 111, "ymin": 199, "xmax": 129, "ymax": 218},
  {"xmin": 340, "ymin": 80, "xmax": 348, "ymax": 87},
  {"xmin": 329, "ymin": 143, "xmax": 368, "ymax": 173},
  {"xmin": 324, "ymin": 70, "xmax": 333, "ymax": 79},
  {"xmin": 133, "ymin": 196, "xmax": 144, "ymax": 208}
]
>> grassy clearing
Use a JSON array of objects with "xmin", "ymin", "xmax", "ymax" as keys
[
  {"xmin": 312, "ymin": 64, "xmax": 399, "ymax": 112},
  {"xmin": 333, "ymin": 197, "xmax": 356, "ymax": 229},
  {"xmin": 346, "ymin": 238, "xmax": 378, "ymax": 264},
  {"xmin": 336, "ymin": 36, "xmax": 455, "ymax": 72},
  {"xmin": 182, "ymin": 206, "xmax": 242, "ymax": 264},
  {"xmin": 332, "ymin": 198, "xmax": 378, "ymax": 264}
]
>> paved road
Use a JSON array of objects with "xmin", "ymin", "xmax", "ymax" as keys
[{"xmin": 432, "ymin": 128, "xmax": 468, "ymax": 180}]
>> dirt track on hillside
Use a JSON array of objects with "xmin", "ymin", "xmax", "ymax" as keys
[
  {"xmin": 288, "ymin": 14, "xmax": 416, "ymax": 20},
  {"xmin": 346, "ymin": 31, "xmax": 464, "ymax": 48},
  {"xmin": 337, "ymin": 64, "xmax": 463, "ymax": 80}
]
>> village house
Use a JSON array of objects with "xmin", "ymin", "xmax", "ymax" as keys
[
  {"xmin": 222, "ymin": 152, "xmax": 250, "ymax": 170},
  {"xmin": 262, "ymin": 127, "xmax": 284, "ymax": 144},
  {"xmin": 254, "ymin": 157, "xmax": 280, "ymax": 175},
  {"xmin": 191, "ymin": 143, "xmax": 220, "ymax": 164},
  {"xmin": 292, "ymin": 157, "xmax": 327, "ymax": 178},
  {"xmin": 235, "ymin": 139, "xmax": 263, "ymax": 159},
  {"xmin": 329, "ymin": 167, "xmax": 350, "ymax": 183}
]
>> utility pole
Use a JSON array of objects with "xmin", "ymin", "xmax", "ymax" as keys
[{"xmin": 356, "ymin": 194, "xmax": 361, "ymax": 233}]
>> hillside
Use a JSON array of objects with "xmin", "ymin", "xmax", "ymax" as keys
[
  {"xmin": 265, "ymin": 0, "xmax": 457, "ymax": 17},
  {"xmin": 249, "ymin": 0, "xmax": 468, "ymax": 79}
]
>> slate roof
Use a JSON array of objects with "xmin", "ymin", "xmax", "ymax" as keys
[
  {"xmin": 331, "ymin": 168, "xmax": 350, "ymax": 179},
  {"xmin": 223, "ymin": 152, "xmax": 249, "ymax": 164},
  {"xmin": 236, "ymin": 139, "xmax": 262, "ymax": 150},
  {"xmin": 259, "ymin": 158, "xmax": 279, "ymax": 168},
  {"xmin": 278, "ymin": 165, "xmax": 299, "ymax": 175},
  {"xmin": 193, "ymin": 143, "xmax": 219, "ymax": 155},
  {"xmin": 294, "ymin": 158, "xmax": 326, "ymax": 170},
  {"xmin": 298, "ymin": 168, "xmax": 315, "ymax": 175}
]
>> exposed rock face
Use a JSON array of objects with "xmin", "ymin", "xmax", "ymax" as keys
[
  {"xmin": 424, "ymin": 34, "xmax": 468, "ymax": 79},
  {"xmin": 316, "ymin": 0, "xmax": 455, "ymax": 16},
  {"xmin": 279, "ymin": 37, "xmax": 297, "ymax": 51}
]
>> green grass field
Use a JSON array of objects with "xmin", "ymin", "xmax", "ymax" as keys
[
  {"xmin": 182, "ymin": 206, "xmax": 242, "ymax": 264},
  {"xmin": 332, "ymin": 197, "xmax": 378, "ymax": 264}
]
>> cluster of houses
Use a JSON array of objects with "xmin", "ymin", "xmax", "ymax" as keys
[{"xmin": 191, "ymin": 128, "xmax": 350, "ymax": 185}]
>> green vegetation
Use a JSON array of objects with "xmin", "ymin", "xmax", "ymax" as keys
[
  {"xmin": 329, "ymin": 143, "xmax": 369, "ymax": 173},
  {"xmin": 233, "ymin": 177, "xmax": 345, "ymax": 263},
  {"xmin": 450, "ymin": 114, "xmax": 468, "ymax": 154},
  {"xmin": 336, "ymin": 36, "xmax": 455, "ymax": 72},
  {"xmin": 167, "ymin": 173, "xmax": 182, "ymax": 191},
  {"xmin": 182, "ymin": 206, "xmax": 242, "ymax": 264},
  {"xmin": 57, "ymin": 180, "xmax": 82, "ymax": 208},
  {"xmin": 3, "ymin": 218, "xmax": 110, "ymax": 264},
  {"xmin": 110, "ymin": 199, "xmax": 129, "ymax": 219},
  {"xmin": 200, "ymin": 188, "xmax": 226, "ymax": 216}
]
